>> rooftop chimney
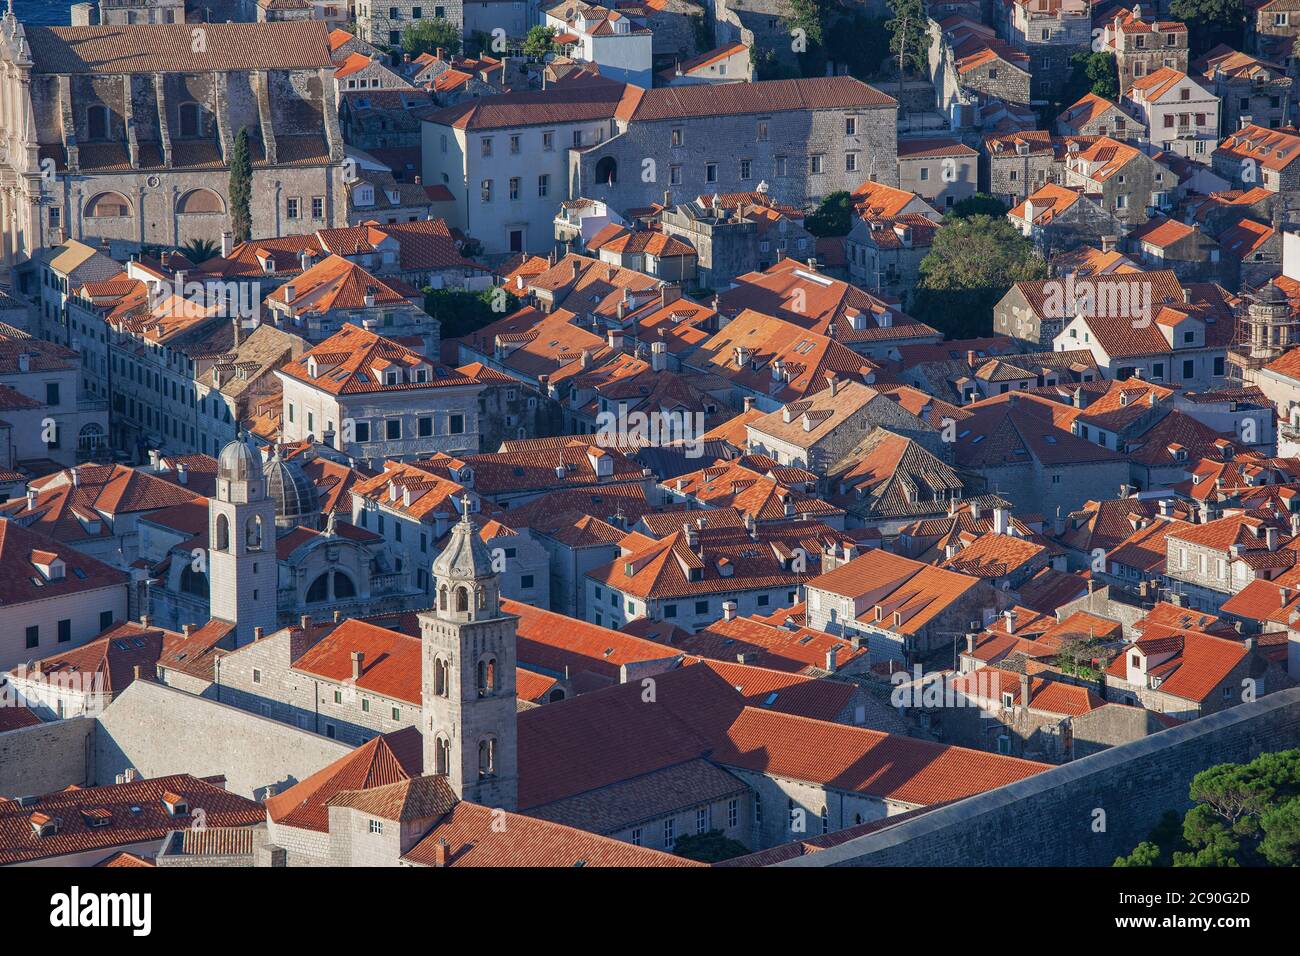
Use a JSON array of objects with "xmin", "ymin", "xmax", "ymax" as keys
[
  {"xmin": 722, "ymin": 600, "xmax": 737, "ymax": 621},
  {"xmin": 825, "ymin": 646, "xmax": 839, "ymax": 672},
  {"xmin": 351, "ymin": 650, "xmax": 364, "ymax": 680}
]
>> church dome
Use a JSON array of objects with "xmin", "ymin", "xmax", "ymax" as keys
[
  {"xmin": 432, "ymin": 504, "xmax": 495, "ymax": 583},
  {"xmin": 265, "ymin": 448, "xmax": 319, "ymax": 529},
  {"xmin": 1255, "ymin": 280, "xmax": 1287, "ymax": 306},
  {"xmin": 217, "ymin": 439, "xmax": 262, "ymax": 482}
]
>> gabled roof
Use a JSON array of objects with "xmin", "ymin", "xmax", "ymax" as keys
[
  {"xmin": 0, "ymin": 773, "xmax": 262, "ymax": 866},
  {"xmin": 280, "ymin": 324, "xmax": 482, "ymax": 396},
  {"xmin": 266, "ymin": 726, "xmax": 423, "ymax": 832},
  {"xmin": 25, "ymin": 21, "xmax": 335, "ymax": 75}
]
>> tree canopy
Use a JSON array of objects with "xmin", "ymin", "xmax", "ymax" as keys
[
  {"xmin": 522, "ymin": 25, "xmax": 557, "ymax": 61},
  {"xmin": 672, "ymin": 830, "xmax": 750, "ymax": 863},
  {"xmin": 911, "ymin": 214, "xmax": 1047, "ymax": 338},
  {"xmin": 402, "ymin": 17, "xmax": 461, "ymax": 58},
  {"xmin": 887, "ymin": 0, "xmax": 931, "ymax": 77},
  {"xmin": 1115, "ymin": 749, "xmax": 1300, "ymax": 866},
  {"xmin": 804, "ymin": 191, "xmax": 854, "ymax": 238},
  {"xmin": 423, "ymin": 286, "xmax": 518, "ymax": 339},
  {"xmin": 228, "ymin": 128, "xmax": 252, "ymax": 245}
]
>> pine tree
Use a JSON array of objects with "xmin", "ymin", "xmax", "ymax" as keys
[{"xmin": 229, "ymin": 127, "xmax": 252, "ymax": 244}]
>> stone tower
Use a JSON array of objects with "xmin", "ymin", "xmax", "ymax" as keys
[
  {"xmin": 209, "ymin": 438, "xmax": 278, "ymax": 645},
  {"xmin": 420, "ymin": 497, "xmax": 518, "ymax": 810}
]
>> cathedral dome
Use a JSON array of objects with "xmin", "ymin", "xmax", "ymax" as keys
[
  {"xmin": 265, "ymin": 448, "xmax": 319, "ymax": 529},
  {"xmin": 217, "ymin": 438, "xmax": 262, "ymax": 482},
  {"xmin": 1255, "ymin": 280, "xmax": 1287, "ymax": 306},
  {"xmin": 432, "ymin": 503, "xmax": 495, "ymax": 583}
]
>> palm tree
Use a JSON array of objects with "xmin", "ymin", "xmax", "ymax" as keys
[{"xmin": 179, "ymin": 238, "xmax": 221, "ymax": 264}]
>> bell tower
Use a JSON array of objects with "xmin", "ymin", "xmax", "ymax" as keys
[
  {"xmin": 420, "ymin": 497, "xmax": 518, "ymax": 810},
  {"xmin": 209, "ymin": 438, "xmax": 278, "ymax": 645}
]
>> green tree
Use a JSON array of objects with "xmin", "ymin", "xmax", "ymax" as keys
[
  {"xmin": 912, "ymin": 214, "xmax": 1047, "ymax": 338},
  {"xmin": 1114, "ymin": 750, "xmax": 1300, "ymax": 866},
  {"xmin": 1170, "ymin": 0, "xmax": 1245, "ymax": 54},
  {"xmin": 804, "ymin": 191, "xmax": 853, "ymax": 238},
  {"xmin": 179, "ymin": 238, "xmax": 221, "ymax": 264},
  {"xmin": 950, "ymin": 193, "xmax": 1008, "ymax": 219},
  {"xmin": 1080, "ymin": 51, "xmax": 1119, "ymax": 100},
  {"xmin": 886, "ymin": 0, "xmax": 930, "ymax": 92},
  {"xmin": 672, "ymin": 830, "xmax": 750, "ymax": 863},
  {"xmin": 228, "ymin": 127, "xmax": 252, "ymax": 245},
  {"xmin": 402, "ymin": 17, "xmax": 461, "ymax": 58},
  {"xmin": 824, "ymin": 15, "xmax": 891, "ymax": 81},
  {"xmin": 423, "ymin": 286, "xmax": 519, "ymax": 339},
  {"xmin": 522, "ymin": 25, "xmax": 556, "ymax": 61}
]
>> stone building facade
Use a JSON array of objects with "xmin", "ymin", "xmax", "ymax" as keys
[
  {"xmin": 0, "ymin": 18, "xmax": 350, "ymax": 280},
  {"xmin": 571, "ymin": 77, "xmax": 899, "ymax": 216}
]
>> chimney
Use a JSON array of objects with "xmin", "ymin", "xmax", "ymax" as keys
[
  {"xmin": 742, "ymin": 396, "xmax": 755, "ymax": 412},
  {"xmin": 351, "ymin": 650, "xmax": 364, "ymax": 680},
  {"xmin": 1158, "ymin": 498, "xmax": 1173, "ymax": 517},
  {"xmin": 300, "ymin": 249, "xmax": 311, "ymax": 272},
  {"xmin": 254, "ymin": 626, "xmax": 264, "ymax": 641},
  {"xmin": 176, "ymin": 462, "xmax": 188, "ymax": 485},
  {"xmin": 133, "ymin": 664, "xmax": 143, "ymax": 682},
  {"xmin": 1004, "ymin": 609, "xmax": 1015, "ymax": 634},
  {"xmin": 432, "ymin": 838, "xmax": 449, "ymax": 867},
  {"xmin": 221, "ymin": 231, "xmax": 233, "ymax": 258},
  {"xmin": 993, "ymin": 507, "xmax": 1010, "ymax": 535},
  {"xmin": 300, "ymin": 614, "xmax": 311, "ymax": 630},
  {"xmin": 1019, "ymin": 672, "xmax": 1030, "ymax": 708},
  {"xmin": 965, "ymin": 633, "xmax": 976, "ymax": 655},
  {"xmin": 825, "ymin": 646, "xmax": 839, "ymax": 672},
  {"xmin": 966, "ymin": 350, "xmax": 977, "ymax": 367},
  {"xmin": 26, "ymin": 490, "xmax": 35, "ymax": 510},
  {"xmin": 650, "ymin": 341, "xmax": 666, "ymax": 372},
  {"xmin": 140, "ymin": 615, "xmax": 151, "ymax": 627},
  {"xmin": 334, "ymin": 609, "xmax": 342, "ymax": 623},
  {"xmin": 1267, "ymin": 526, "xmax": 1279, "ymax": 552},
  {"xmin": 722, "ymin": 600, "xmax": 737, "ymax": 621},
  {"xmin": 825, "ymin": 372, "xmax": 838, "ymax": 397}
]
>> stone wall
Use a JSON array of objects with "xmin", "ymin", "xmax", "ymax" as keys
[
  {"xmin": 779, "ymin": 686, "xmax": 1300, "ymax": 866},
  {"xmin": 0, "ymin": 717, "xmax": 95, "ymax": 797},
  {"xmin": 94, "ymin": 679, "xmax": 353, "ymax": 799}
]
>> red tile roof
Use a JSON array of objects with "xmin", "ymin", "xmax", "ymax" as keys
[{"xmin": 0, "ymin": 773, "xmax": 262, "ymax": 866}]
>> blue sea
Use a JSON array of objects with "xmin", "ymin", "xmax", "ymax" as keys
[{"xmin": 11, "ymin": 0, "xmax": 76, "ymax": 27}]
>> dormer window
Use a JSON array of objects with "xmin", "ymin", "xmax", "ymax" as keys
[
  {"xmin": 385, "ymin": 371, "xmax": 399, "ymax": 385},
  {"xmin": 161, "ymin": 792, "xmax": 189, "ymax": 816},
  {"xmin": 355, "ymin": 185, "xmax": 374, "ymax": 207}
]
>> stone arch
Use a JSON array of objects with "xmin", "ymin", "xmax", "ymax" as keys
[
  {"xmin": 176, "ymin": 187, "xmax": 225, "ymax": 215},
  {"xmin": 180, "ymin": 564, "xmax": 209, "ymax": 598},
  {"xmin": 85, "ymin": 191, "xmax": 131, "ymax": 219},
  {"xmin": 434, "ymin": 656, "xmax": 449, "ymax": 698},
  {"xmin": 244, "ymin": 514, "xmax": 263, "ymax": 551},
  {"xmin": 435, "ymin": 734, "xmax": 451, "ymax": 775},
  {"xmin": 333, "ymin": 570, "xmax": 356, "ymax": 598},
  {"xmin": 547, "ymin": 688, "xmax": 566, "ymax": 703},
  {"xmin": 478, "ymin": 736, "xmax": 496, "ymax": 778},
  {"xmin": 455, "ymin": 585, "xmax": 469, "ymax": 613},
  {"xmin": 595, "ymin": 156, "xmax": 617, "ymax": 186},
  {"xmin": 306, "ymin": 571, "xmax": 329, "ymax": 603},
  {"xmin": 214, "ymin": 513, "xmax": 230, "ymax": 551}
]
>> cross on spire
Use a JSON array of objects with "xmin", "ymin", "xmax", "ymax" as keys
[{"xmin": 459, "ymin": 494, "xmax": 473, "ymax": 522}]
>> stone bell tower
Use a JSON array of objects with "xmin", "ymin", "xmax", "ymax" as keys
[{"xmin": 419, "ymin": 497, "xmax": 518, "ymax": 809}]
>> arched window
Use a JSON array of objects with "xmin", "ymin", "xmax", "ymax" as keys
[
  {"xmin": 434, "ymin": 656, "xmax": 449, "ymax": 698},
  {"xmin": 77, "ymin": 422, "xmax": 106, "ymax": 454},
  {"xmin": 85, "ymin": 191, "xmax": 131, "ymax": 219},
  {"xmin": 547, "ymin": 688, "xmax": 566, "ymax": 703},
  {"xmin": 439, "ymin": 585, "xmax": 448, "ymax": 611},
  {"xmin": 176, "ymin": 188, "xmax": 225, "ymax": 215},
  {"xmin": 435, "ymin": 735, "xmax": 451, "ymax": 775},
  {"xmin": 180, "ymin": 565, "xmax": 209, "ymax": 598},
  {"xmin": 177, "ymin": 101, "xmax": 206, "ymax": 138},
  {"xmin": 595, "ymin": 156, "xmax": 617, "ymax": 185},
  {"xmin": 306, "ymin": 572, "xmax": 329, "ymax": 603},
  {"xmin": 455, "ymin": 586, "xmax": 469, "ymax": 613},
  {"xmin": 820, "ymin": 806, "xmax": 829, "ymax": 834},
  {"xmin": 476, "ymin": 657, "xmax": 493, "ymax": 697},
  {"xmin": 245, "ymin": 515, "xmax": 263, "ymax": 551},
  {"xmin": 87, "ymin": 105, "xmax": 110, "ymax": 141},
  {"xmin": 214, "ymin": 514, "xmax": 230, "ymax": 551},
  {"xmin": 478, "ymin": 737, "xmax": 496, "ymax": 778},
  {"xmin": 476, "ymin": 588, "xmax": 486, "ymax": 610},
  {"xmin": 333, "ymin": 571, "xmax": 356, "ymax": 598}
]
